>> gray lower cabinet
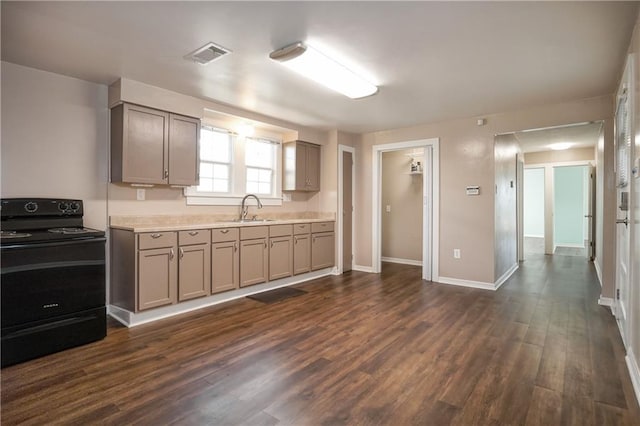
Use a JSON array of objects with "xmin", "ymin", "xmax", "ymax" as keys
[
  {"xmin": 269, "ymin": 225, "xmax": 293, "ymax": 281},
  {"xmin": 178, "ymin": 230, "xmax": 211, "ymax": 302},
  {"xmin": 311, "ymin": 222, "xmax": 335, "ymax": 271},
  {"xmin": 293, "ymin": 223, "xmax": 311, "ymax": 275},
  {"xmin": 240, "ymin": 226, "xmax": 269, "ymax": 287},
  {"xmin": 137, "ymin": 232, "xmax": 178, "ymax": 311},
  {"xmin": 211, "ymin": 228, "xmax": 240, "ymax": 294}
]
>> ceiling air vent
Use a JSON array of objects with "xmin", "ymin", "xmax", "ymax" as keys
[{"xmin": 185, "ymin": 42, "xmax": 231, "ymax": 65}]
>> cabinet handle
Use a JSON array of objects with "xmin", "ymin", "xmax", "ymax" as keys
[
  {"xmin": 234, "ymin": 242, "xmax": 238, "ymax": 252},
  {"xmin": 220, "ymin": 229, "xmax": 229, "ymax": 234},
  {"xmin": 264, "ymin": 241, "xmax": 267, "ymax": 248},
  {"xmin": 271, "ymin": 241, "xmax": 274, "ymax": 248},
  {"xmin": 313, "ymin": 237, "xmax": 316, "ymax": 243},
  {"xmin": 151, "ymin": 233, "xmax": 162, "ymax": 239},
  {"xmin": 179, "ymin": 248, "xmax": 184, "ymax": 259},
  {"xmin": 164, "ymin": 169, "xmax": 169, "ymax": 179},
  {"xmin": 170, "ymin": 248, "xmax": 175, "ymax": 260},
  {"xmin": 188, "ymin": 231, "xmax": 199, "ymax": 236},
  {"xmin": 294, "ymin": 237, "xmax": 298, "ymax": 244}
]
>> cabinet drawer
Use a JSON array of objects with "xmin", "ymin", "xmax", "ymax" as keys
[
  {"xmin": 211, "ymin": 228, "xmax": 239, "ymax": 243},
  {"xmin": 311, "ymin": 222, "xmax": 334, "ymax": 233},
  {"xmin": 240, "ymin": 226, "xmax": 268, "ymax": 240},
  {"xmin": 138, "ymin": 232, "xmax": 177, "ymax": 250},
  {"xmin": 269, "ymin": 224, "xmax": 293, "ymax": 237},
  {"xmin": 178, "ymin": 229, "xmax": 210, "ymax": 245},
  {"xmin": 293, "ymin": 223, "xmax": 311, "ymax": 235}
]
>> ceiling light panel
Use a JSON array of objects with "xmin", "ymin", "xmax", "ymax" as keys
[{"xmin": 270, "ymin": 42, "xmax": 378, "ymax": 99}]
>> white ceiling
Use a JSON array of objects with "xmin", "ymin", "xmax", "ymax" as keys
[{"xmin": 1, "ymin": 1, "xmax": 637, "ymax": 134}]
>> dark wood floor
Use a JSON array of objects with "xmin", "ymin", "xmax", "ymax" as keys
[{"xmin": 2, "ymin": 255, "xmax": 639, "ymax": 425}]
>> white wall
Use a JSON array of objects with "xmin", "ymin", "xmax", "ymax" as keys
[
  {"xmin": 1, "ymin": 62, "xmax": 109, "ymax": 230},
  {"xmin": 524, "ymin": 168, "xmax": 545, "ymax": 237}
]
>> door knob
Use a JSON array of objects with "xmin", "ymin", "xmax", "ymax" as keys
[{"xmin": 616, "ymin": 217, "xmax": 629, "ymax": 227}]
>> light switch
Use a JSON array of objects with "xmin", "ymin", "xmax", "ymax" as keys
[{"xmin": 385, "ymin": 205, "xmax": 391, "ymax": 213}]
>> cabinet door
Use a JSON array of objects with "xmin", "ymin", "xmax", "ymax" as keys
[
  {"xmin": 178, "ymin": 243, "xmax": 210, "ymax": 302},
  {"xmin": 212, "ymin": 240, "xmax": 239, "ymax": 293},
  {"xmin": 294, "ymin": 142, "xmax": 308, "ymax": 191},
  {"xmin": 293, "ymin": 233, "xmax": 311, "ymax": 275},
  {"xmin": 269, "ymin": 236, "xmax": 293, "ymax": 280},
  {"xmin": 169, "ymin": 114, "xmax": 200, "ymax": 186},
  {"xmin": 311, "ymin": 232, "xmax": 335, "ymax": 271},
  {"xmin": 240, "ymin": 238, "xmax": 268, "ymax": 287},
  {"xmin": 138, "ymin": 246, "xmax": 177, "ymax": 311},
  {"xmin": 305, "ymin": 143, "xmax": 321, "ymax": 191},
  {"xmin": 122, "ymin": 104, "xmax": 169, "ymax": 184}
]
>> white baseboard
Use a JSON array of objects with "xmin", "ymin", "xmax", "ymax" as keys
[
  {"xmin": 598, "ymin": 296, "xmax": 614, "ymax": 307},
  {"xmin": 495, "ymin": 263, "xmax": 518, "ymax": 290},
  {"xmin": 108, "ymin": 268, "xmax": 333, "ymax": 327},
  {"xmin": 353, "ymin": 264, "xmax": 376, "ymax": 273},
  {"xmin": 381, "ymin": 256, "xmax": 423, "ymax": 266},
  {"xmin": 437, "ymin": 276, "xmax": 496, "ymax": 291},
  {"xmin": 438, "ymin": 263, "xmax": 517, "ymax": 292},
  {"xmin": 626, "ymin": 350, "xmax": 640, "ymax": 410},
  {"xmin": 555, "ymin": 243, "xmax": 586, "ymax": 249}
]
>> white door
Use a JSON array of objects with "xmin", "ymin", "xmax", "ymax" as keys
[{"xmin": 615, "ymin": 82, "xmax": 632, "ymax": 346}]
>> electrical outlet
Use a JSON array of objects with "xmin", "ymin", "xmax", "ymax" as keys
[
  {"xmin": 453, "ymin": 249, "xmax": 461, "ymax": 259},
  {"xmin": 136, "ymin": 189, "xmax": 145, "ymax": 201}
]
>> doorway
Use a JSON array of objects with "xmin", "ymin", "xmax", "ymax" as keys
[
  {"xmin": 338, "ymin": 145, "xmax": 355, "ymax": 274},
  {"xmin": 371, "ymin": 138, "xmax": 439, "ymax": 281}
]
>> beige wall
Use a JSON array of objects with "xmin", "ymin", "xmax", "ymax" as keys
[
  {"xmin": 1, "ymin": 62, "xmax": 109, "ymax": 230},
  {"xmin": 524, "ymin": 147, "xmax": 595, "ymax": 165},
  {"xmin": 356, "ymin": 96, "xmax": 613, "ymax": 285},
  {"xmin": 381, "ymin": 150, "xmax": 423, "ymax": 262},
  {"xmin": 494, "ymin": 134, "xmax": 519, "ymax": 281}
]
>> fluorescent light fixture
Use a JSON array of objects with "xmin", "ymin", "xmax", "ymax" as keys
[
  {"xmin": 269, "ymin": 42, "xmax": 378, "ymax": 99},
  {"xmin": 550, "ymin": 142, "xmax": 572, "ymax": 151}
]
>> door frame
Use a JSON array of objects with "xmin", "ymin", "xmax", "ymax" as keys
[
  {"xmin": 337, "ymin": 144, "xmax": 355, "ymax": 274},
  {"xmin": 371, "ymin": 138, "xmax": 440, "ymax": 280},
  {"xmin": 522, "ymin": 161, "xmax": 595, "ymax": 257}
]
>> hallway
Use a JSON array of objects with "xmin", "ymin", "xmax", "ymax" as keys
[{"xmin": 2, "ymin": 257, "xmax": 639, "ymax": 424}]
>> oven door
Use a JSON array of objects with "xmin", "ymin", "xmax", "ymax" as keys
[{"xmin": 1, "ymin": 237, "xmax": 106, "ymax": 328}]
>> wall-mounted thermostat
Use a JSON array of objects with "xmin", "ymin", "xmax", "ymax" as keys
[{"xmin": 466, "ymin": 186, "xmax": 480, "ymax": 196}]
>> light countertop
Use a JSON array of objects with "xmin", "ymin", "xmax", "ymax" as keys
[{"xmin": 110, "ymin": 212, "xmax": 335, "ymax": 233}]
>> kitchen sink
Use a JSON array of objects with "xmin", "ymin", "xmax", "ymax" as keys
[{"xmin": 233, "ymin": 218, "xmax": 275, "ymax": 223}]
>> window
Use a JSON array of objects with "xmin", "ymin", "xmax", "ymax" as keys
[
  {"xmin": 186, "ymin": 124, "xmax": 282, "ymax": 205},
  {"xmin": 197, "ymin": 126, "xmax": 232, "ymax": 193},
  {"xmin": 245, "ymin": 137, "xmax": 276, "ymax": 195}
]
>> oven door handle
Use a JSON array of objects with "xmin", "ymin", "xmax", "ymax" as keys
[
  {"xmin": 0, "ymin": 237, "xmax": 106, "ymax": 250},
  {"xmin": 1, "ymin": 260, "xmax": 105, "ymax": 275}
]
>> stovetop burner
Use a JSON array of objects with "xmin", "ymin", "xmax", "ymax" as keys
[
  {"xmin": 0, "ymin": 231, "xmax": 32, "ymax": 239},
  {"xmin": 48, "ymin": 227, "xmax": 92, "ymax": 235}
]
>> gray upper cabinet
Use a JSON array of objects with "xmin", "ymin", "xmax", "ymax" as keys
[
  {"xmin": 283, "ymin": 140, "xmax": 321, "ymax": 192},
  {"xmin": 111, "ymin": 103, "xmax": 200, "ymax": 186}
]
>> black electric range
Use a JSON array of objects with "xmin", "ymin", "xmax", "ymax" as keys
[{"xmin": 1, "ymin": 198, "xmax": 107, "ymax": 367}]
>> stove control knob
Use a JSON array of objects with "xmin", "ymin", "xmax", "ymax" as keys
[
  {"xmin": 24, "ymin": 202, "xmax": 38, "ymax": 213},
  {"xmin": 58, "ymin": 202, "xmax": 69, "ymax": 212},
  {"xmin": 70, "ymin": 202, "xmax": 80, "ymax": 212}
]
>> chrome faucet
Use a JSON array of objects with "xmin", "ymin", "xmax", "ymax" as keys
[{"xmin": 240, "ymin": 194, "xmax": 263, "ymax": 221}]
